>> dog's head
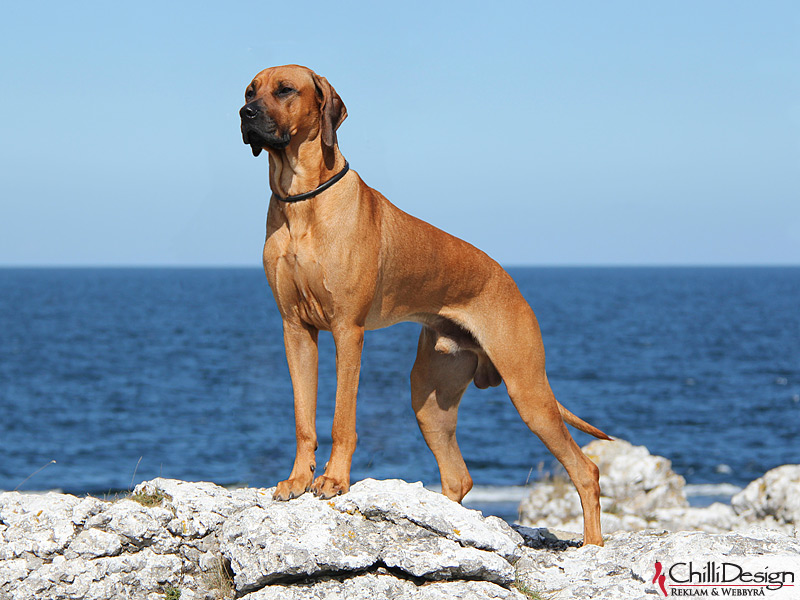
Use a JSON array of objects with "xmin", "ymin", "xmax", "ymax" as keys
[{"xmin": 240, "ymin": 65, "xmax": 347, "ymax": 157}]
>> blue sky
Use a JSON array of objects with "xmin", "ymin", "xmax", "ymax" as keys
[{"xmin": 1, "ymin": 1, "xmax": 798, "ymax": 266}]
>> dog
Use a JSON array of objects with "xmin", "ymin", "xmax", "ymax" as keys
[{"xmin": 240, "ymin": 64, "xmax": 610, "ymax": 546}]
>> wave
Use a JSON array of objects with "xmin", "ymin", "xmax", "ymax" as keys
[
  {"xmin": 684, "ymin": 483, "xmax": 742, "ymax": 498},
  {"xmin": 456, "ymin": 482, "xmax": 745, "ymax": 507},
  {"xmin": 462, "ymin": 485, "xmax": 530, "ymax": 504}
]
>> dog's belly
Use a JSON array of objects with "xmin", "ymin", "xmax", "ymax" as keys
[{"xmin": 366, "ymin": 310, "xmax": 503, "ymax": 389}]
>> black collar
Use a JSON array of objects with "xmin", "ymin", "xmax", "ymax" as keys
[{"xmin": 273, "ymin": 161, "xmax": 350, "ymax": 203}]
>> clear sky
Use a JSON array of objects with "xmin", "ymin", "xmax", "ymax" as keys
[{"xmin": 1, "ymin": 1, "xmax": 798, "ymax": 266}]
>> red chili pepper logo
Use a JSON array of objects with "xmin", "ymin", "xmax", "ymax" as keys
[{"xmin": 653, "ymin": 561, "xmax": 668, "ymax": 596}]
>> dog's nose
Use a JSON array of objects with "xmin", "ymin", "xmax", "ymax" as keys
[{"xmin": 240, "ymin": 103, "xmax": 260, "ymax": 119}]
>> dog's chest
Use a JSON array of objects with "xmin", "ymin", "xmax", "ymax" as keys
[{"xmin": 263, "ymin": 223, "xmax": 335, "ymax": 328}]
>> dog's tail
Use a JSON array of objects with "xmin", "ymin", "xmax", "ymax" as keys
[{"xmin": 558, "ymin": 402, "xmax": 613, "ymax": 440}]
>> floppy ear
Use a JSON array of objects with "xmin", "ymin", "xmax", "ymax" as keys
[{"xmin": 312, "ymin": 72, "xmax": 348, "ymax": 148}]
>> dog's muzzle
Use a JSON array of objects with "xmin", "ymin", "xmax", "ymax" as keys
[{"xmin": 240, "ymin": 101, "xmax": 290, "ymax": 156}]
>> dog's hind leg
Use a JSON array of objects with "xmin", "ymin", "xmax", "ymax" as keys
[
  {"xmin": 508, "ymin": 373, "xmax": 603, "ymax": 546},
  {"xmin": 457, "ymin": 285, "xmax": 604, "ymax": 546},
  {"xmin": 410, "ymin": 327, "xmax": 478, "ymax": 503}
]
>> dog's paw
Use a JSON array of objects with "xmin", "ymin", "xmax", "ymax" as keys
[
  {"xmin": 273, "ymin": 478, "xmax": 312, "ymax": 501},
  {"xmin": 310, "ymin": 474, "xmax": 350, "ymax": 499}
]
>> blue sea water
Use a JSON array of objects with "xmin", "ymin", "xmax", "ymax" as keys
[{"xmin": 1, "ymin": 267, "xmax": 798, "ymax": 519}]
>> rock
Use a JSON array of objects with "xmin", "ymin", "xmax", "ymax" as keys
[
  {"xmin": 65, "ymin": 527, "xmax": 123, "ymax": 558},
  {"xmin": 220, "ymin": 479, "xmax": 521, "ymax": 592},
  {"xmin": 18, "ymin": 549, "xmax": 186, "ymax": 600},
  {"xmin": 4, "ymin": 474, "xmax": 798, "ymax": 599},
  {"xmin": 240, "ymin": 570, "xmax": 526, "ymax": 599},
  {"xmin": 511, "ymin": 525, "xmax": 582, "ymax": 550},
  {"xmin": 732, "ymin": 464, "xmax": 800, "ymax": 525},
  {"xmin": 0, "ymin": 486, "xmax": 207, "ymax": 600},
  {"xmin": 133, "ymin": 477, "xmax": 265, "ymax": 538},
  {"xmin": 515, "ymin": 527, "xmax": 800, "ymax": 600},
  {"xmin": 518, "ymin": 439, "xmax": 800, "ymax": 535},
  {"xmin": 652, "ymin": 502, "xmax": 739, "ymax": 534},
  {"xmin": 0, "ymin": 491, "xmax": 82, "ymax": 559},
  {"xmin": 585, "ymin": 439, "xmax": 688, "ymax": 515},
  {"xmin": 335, "ymin": 479, "xmax": 521, "ymax": 562},
  {"xmin": 1, "ymin": 478, "xmax": 525, "ymax": 599},
  {"xmin": 518, "ymin": 439, "xmax": 688, "ymax": 533},
  {"xmin": 88, "ymin": 497, "xmax": 177, "ymax": 553}
]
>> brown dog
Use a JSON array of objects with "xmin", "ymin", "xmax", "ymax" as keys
[{"xmin": 240, "ymin": 65, "xmax": 610, "ymax": 546}]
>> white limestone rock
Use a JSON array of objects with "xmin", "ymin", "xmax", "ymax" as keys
[
  {"xmin": 519, "ymin": 442, "xmax": 800, "ymax": 536},
  {"xmin": 131, "ymin": 477, "xmax": 266, "ymax": 538},
  {"xmin": 1, "ymin": 478, "xmax": 527, "ymax": 598},
  {"xmin": 732, "ymin": 464, "xmax": 800, "ymax": 525},
  {"xmin": 0, "ymin": 484, "xmax": 214, "ymax": 600},
  {"xmin": 239, "ymin": 570, "xmax": 527, "ymax": 600},
  {"xmin": 7, "ymin": 475, "xmax": 796, "ymax": 599},
  {"xmin": 65, "ymin": 527, "xmax": 123, "ymax": 558},
  {"xmin": 652, "ymin": 502, "xmax": 743, "ymax": 533},
  {"xmin": 14, "ymin": 549, "xmax": 187, "ymax": 600},
  {"xmin": 332, "ymin": 479, "xmax": 522, "ymax": 562},
  {"xmin": 585, "ymin": 438, "xmax": 689, "ymax": 515},
  {"xmin": 0, "ymin": 491, "xmax": 82, "ymax": 559},
  {"xmin": 517, "ymin": 439, "xmax": 733, "ymax": 534},
  {"xmin": 220, "ymin": 478, "xmax": 520, "ymax": 592},
  {"xmin": 515, "ymin": 528, "xmax": 800, "ymax": 600}
]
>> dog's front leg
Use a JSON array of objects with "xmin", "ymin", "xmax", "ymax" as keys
[
  {"xmin": 311, "ymin": 323, "xmax": 364, "ymax": 499},
  {"xmin": 274, "ymin": 320, "xmax": 320, "ymax": 501}
]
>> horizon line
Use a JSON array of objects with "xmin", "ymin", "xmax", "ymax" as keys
[{"xmin": 2, "ymin": 263, "xmax": 799, "ymax": 270}]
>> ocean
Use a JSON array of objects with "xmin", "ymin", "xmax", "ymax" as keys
[{"xmin": 1, "ymin": 267, "xmax": 798, "ymax": 521}]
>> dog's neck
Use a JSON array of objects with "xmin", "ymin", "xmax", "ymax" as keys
[{"xmin": 267, "ymin": 137, "xmax": 347, "ymax": 201}]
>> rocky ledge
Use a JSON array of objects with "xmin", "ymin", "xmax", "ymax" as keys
[
  {"xmin": 2, "ymin": 476, "xmax": 798, "ymax": 599},
  {"xmin": 519, "ymin": 439, "xmax": 800, "ymax": 535},
  {"xmin": 2, "ymin": 478, "xmax": 519, "ymax": 600}
]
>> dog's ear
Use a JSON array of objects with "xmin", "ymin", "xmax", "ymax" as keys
[{"xmin": 312, "ymin": 72, "xmax": 347, "ymax": 148}]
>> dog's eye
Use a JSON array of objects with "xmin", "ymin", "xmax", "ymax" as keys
[
  {"xmin": 276, "ymin": 86, "xmax": 297, "ymax": 98},
  {"xmin": 245, "ymin": 87, "xmax": 255, "ymax": 100}
]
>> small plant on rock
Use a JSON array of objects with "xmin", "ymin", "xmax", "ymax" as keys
[
  {"xmin": 129, "ymin": 489, "xmax": 171, "ymax": 507},
  {"xmin": 164, "ymin": 585, "xmax": 181, "ymax": 600},
  {"xmin": 203, "ymin": 555, "xmax": 235, "ymax": 599},
  {"xmin": 514, "ymin": 574, "xmax": 550, "ymax": 600}
]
